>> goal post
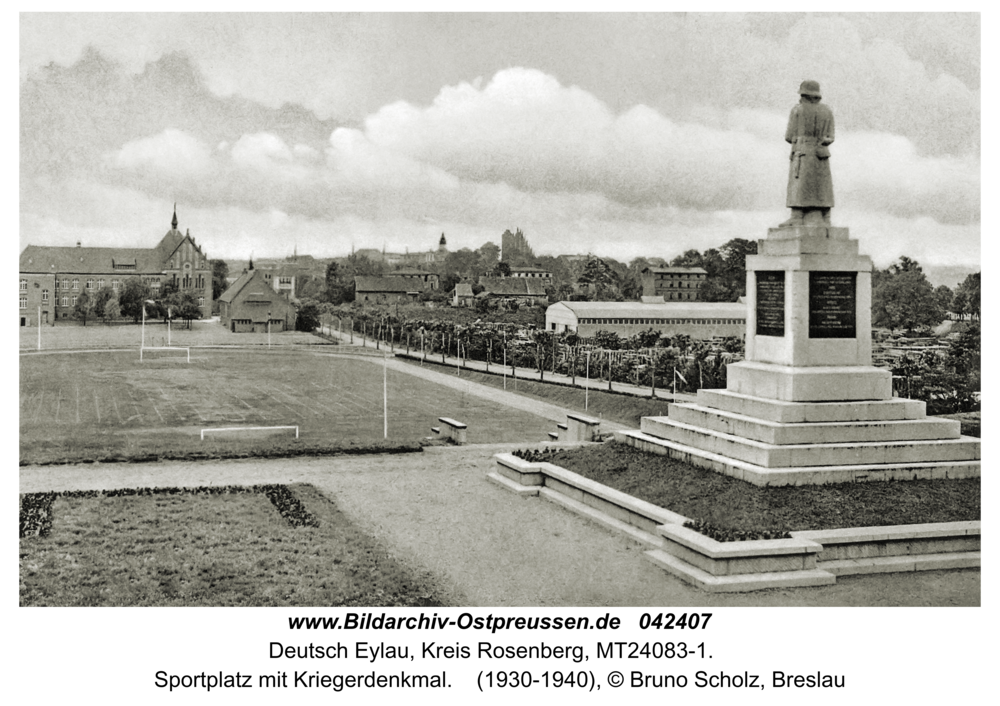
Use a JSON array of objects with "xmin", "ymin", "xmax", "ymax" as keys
[
  {"xmin": 140, "ymin": 346, "xmax": 191, "ymax": 362},
  {"xmin": 200, "ymin": 425, "xmax": 299, "ymax": 440}
]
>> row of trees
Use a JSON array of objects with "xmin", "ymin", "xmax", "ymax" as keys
[
  {"xmin": 72, "ymin": 278, "xmax": 202, "ymax": 327},
  {"xmin": 319, "ymin": 309, "xmax": 744, "ymax": 394}
]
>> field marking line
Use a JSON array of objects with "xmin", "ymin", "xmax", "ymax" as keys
[
  {"xmin": 32, "ymin": 389, "xmax": 45, "ymax": 424},
  {"xmin": 94, "ymin": 391, "xmax": 101, "ymax": 424},
  {"xmin": 151, "ymin": 403, "xmax": 164, "ymax": 423},
  {"xmin": 250, "ymin": 383, "xmax": 303, "ymax": 419},
  {"xmin": 111, "ymin": 395, "xmax": 122, "ymax": 423}
]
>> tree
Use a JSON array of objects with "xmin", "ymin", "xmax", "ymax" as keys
[
  {"xmin": 211, "ymin": 259, "xmax": 230, "ymax": 301},
  {"xmin": 871, "ymin": 258, "xmax": 943, "ymax": 332},
  {"xmin": 492, "ymin": 261, "xmax": 512, "ymax": 278},
  {"xmin": 90, "ymin": 286, "xmax": 114, "ymax": 320},
  {"xmin": 476, "ymin": 242, "xmax": 501, "ymax": 274},
  {"xmin": 955, "ymin": 272, "xmax": 980, "ymax": 322},
  {"xmin": 295, "ymin": 299, "xmax": 322, "ymax": 332},
  {"xmin": 118, "ymin": 277, "xmax": 152, "ymax": 323},
  {"xmin": 934, "ymin": 285, "xmax": 954, "ymax": 314},
  {"xmin": 173, "ymin": 291, "xmax": 201, "ymax": 328},
  {"xmin": 72, "ymin": 290, "xmax": 94, "ymax": 325},
  {"xmin": 103, "ymin": 291, "xmax": 121, "ymax": 323}
]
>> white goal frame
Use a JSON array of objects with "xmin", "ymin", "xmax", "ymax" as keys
[
  {"xmin": 200, "ymin": 425, "xmax": 299, "ymax": 440},
  {"xmin": 140, "ymin": 346, "xmax": 191, "ymax": 362}
]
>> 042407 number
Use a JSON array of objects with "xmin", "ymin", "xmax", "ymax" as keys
[{"xmin": 639, "ymin": 613, "xmax": 712, "ymax": 629}]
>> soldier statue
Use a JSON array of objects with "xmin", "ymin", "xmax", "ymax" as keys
[{"xmin": 780, "ymin": 80, "xmax": 834, "ymax": 227}]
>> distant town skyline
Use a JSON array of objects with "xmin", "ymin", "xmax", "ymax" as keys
[{"xmin": 21, "ymin": 13, "xmax": 979, "ymax": 272}]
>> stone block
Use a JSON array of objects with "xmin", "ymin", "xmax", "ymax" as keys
[
  {"xmin": 695, "ymin": 389, "xmax": 926, "ymax": 423},
  {"xmin": 726, "ymin": 361, "xmax": 892, "ymax": 402}
]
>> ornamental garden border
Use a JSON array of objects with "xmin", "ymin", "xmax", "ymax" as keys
[{"xmin": 488, "ymin": 452, "xmax": 980, "ymax": 593}]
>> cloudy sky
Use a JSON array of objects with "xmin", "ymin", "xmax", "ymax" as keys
[{"xmin": 19, "ymin": 13, "xmax": 980, "ymax": 277}]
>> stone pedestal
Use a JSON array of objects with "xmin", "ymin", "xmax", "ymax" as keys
[{"xmin": 624, "ymin": 225, "xmax": 980, "ymax": 485}]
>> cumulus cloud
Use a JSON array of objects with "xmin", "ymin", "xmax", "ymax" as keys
[{"xmin": 114, "ymin": 128, "xmax": 213, "ymax": 179}]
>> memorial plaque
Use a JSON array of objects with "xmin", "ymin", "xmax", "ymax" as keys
[
  {"xmin": 755, "ymin": 271, "xmax": 785, "ymax": 337},
  {"xmin": 809, "ymin": 271, "xmax": 856, "ymax": 338}
]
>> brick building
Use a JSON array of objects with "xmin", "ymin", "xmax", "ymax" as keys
[
  {"xmin": 18, "ymin": 208, "xmax": 213, "ymax": 325},
  {"xmin": 641, "ymin": 267, "xmax": 708, "ymax": 301}
]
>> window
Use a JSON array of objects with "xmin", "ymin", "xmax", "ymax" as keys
[
  {"xmin": 20, "ymin": 296, "xmax": 27, "ymax": 309},
  {"xmin": 61, "ymin": 296, "xmax": 68, "ymax": 307},
  {"xmin": 20, "ymin": 279, "xmax": 27, "ymax": 291},
  {"xmin": 86, "ymin": 279, "xmax": 94, "ymax": 290},
  {"xmin": 97, "ymin": 279, "xmax": 104, "ymax": 289},
  {"xmin": 71, "ymin": 296, "xmax": 77, "ymax": 306},
  {"xmin": 72, "ymin": 279, "xmax": 79, "ymax": 290},
  {"xmin": 42, "ymin": 290, "xmax": 49, "ymax": 302},
  {"xmin": 61, "ymin": 279, "xmax": 68, "ymax": 289},
  {"xmin": 112, "ymin": 280, "xmax": 120, "ymax": 290}
]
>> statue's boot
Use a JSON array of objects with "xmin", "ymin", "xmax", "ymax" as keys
[{"xmin": 778, "ymin": 209, "xmax": 804, "ymax": 228}]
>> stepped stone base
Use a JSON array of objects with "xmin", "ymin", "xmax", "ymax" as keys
[{"xmin": 618, "ymin": 430, "xmax": 981, "ymax": 486}]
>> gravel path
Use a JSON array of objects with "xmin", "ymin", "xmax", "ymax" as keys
[{"xmin": 20, "ymin": 446, "xmax": 979, "ymax": 607}]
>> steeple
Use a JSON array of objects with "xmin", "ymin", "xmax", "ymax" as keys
[
  {"xmin": 171, "ymin": 204, "xmax": 178, "ymax": 231},
  {"xmin": 438, "ymin": 232, "xmax": 447, "ymax": 252}
]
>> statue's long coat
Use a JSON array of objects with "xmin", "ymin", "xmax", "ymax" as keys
[{"xmin": 785, "ymin": 101, "xmax": 835, "ymax": 208}]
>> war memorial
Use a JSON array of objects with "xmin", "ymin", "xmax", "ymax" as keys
[
  {"xmin": 621, "ymin": 80, "xmax": 981, "ymax": 487},
  {"xmin": 494, "ymin": 81, "xmax": 980, "ymax": 592}
]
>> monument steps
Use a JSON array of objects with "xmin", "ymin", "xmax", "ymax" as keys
[
  {"xmin": 617, "ymin": 430, "xmax": 981, "ymax": 486},
  {"xmin": 695, "ymin": 389, "xmax": 926, "ymax": 423},
  {"xmin": 636, "ymin": 417, "xmax": 980, "ymax": 468},
  {"xmin": 653, "ymin": 405, "xmax": 961, "ymax": 445}
]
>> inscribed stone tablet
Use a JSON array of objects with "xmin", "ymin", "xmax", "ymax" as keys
[
  {"xmin": 756, "ymin": 271, "xmax": 785, "ymax": 337},
  {"xmin": 809, "ymin": 272, "xmax": 856, "ymax": 338}
]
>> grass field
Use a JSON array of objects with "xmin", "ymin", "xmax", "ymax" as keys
[
  {"xmin": 19, "ymin": 317, "xmax": 326, "ymax": 350},
  {"xmin": 19, "ymin": 484, "xmax": 452, "ymax": 606},
  {"xmin": 20, "ymin": 348, "xmax": 551, "ymax": 462}
]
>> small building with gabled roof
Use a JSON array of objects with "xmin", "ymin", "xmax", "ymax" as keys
[
  {"xmin": 354, "ymin": 275, "xmax": 429, "ymax": 304},
  {"xmin": 217, "ymin": 267, "xmax": 296, "ymax": 333}
]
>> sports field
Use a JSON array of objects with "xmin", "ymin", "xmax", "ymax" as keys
[{"xmin": 19, "ymin": 348, "xmax": 551, "ymax": 460}]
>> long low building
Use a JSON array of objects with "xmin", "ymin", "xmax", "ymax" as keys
[{"xmin": 545, "ymin": 300, "xmax": 747, "ymax": 339}]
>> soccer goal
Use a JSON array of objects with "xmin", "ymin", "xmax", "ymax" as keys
[
  {"xmin": 140, "ymin": 346, "xmax": 191, "ymax": 362},
  {"xmin": 200, "ymin": 425, "xmax": 299, "ymax": 441}
]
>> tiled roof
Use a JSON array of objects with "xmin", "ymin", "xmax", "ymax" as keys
[
  {"xmin": 453, "ymin": 283, "xmax": 474, "ymax": 297},
  {"xmin": 479, "ymin": 277, "xmax": 548, "ymax": 296},
  {"xmin": 218, "ymin": 270, "xmax": 256, "ymax": 303},
  {"xmin": 642, "ymin": 267, "xmax": 708, "ymax": 275},
  {"xmin": 20, "ymin": 244, "xmax": 164, "ymax": 274},
  {"xmin": 550, "ymin": 300, "xmax": 746, "ymax": 319},
  {"xmin": 355, "ymin": 276, "xmax": 428, "ymax": 293}
]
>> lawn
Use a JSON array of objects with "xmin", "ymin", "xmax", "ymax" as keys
[
  {"xmin": 20, "ymin": 317, "xmax": 326, "ymax": 350},
  {"xmin": 19, "ymin": 484, "xmax": 452, "ymax": 606},
  {"xmin": 543, "ymin": 442, "xmax": 981, "ymax": 535},
  {"xmin": 19, "ymin": 349, "xmax": 552, "ymax": 463},
  {"xmin": 399, "ymin": 357, "xmax": 673, "ymax": 427}
]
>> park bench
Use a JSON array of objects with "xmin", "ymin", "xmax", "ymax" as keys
[{"xmin": 434, "ymin": 417, "xmax": 468, "ymax": 445}]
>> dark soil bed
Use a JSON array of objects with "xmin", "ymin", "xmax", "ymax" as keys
[{"xmin": 544, "ymin": 442, "xmax": 980, "ymax": 534}]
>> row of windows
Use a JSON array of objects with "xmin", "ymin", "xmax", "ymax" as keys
[
  {"xmin": 654, "ymin": 273, "xmax": 705, "ymax": 279},
  {"xmin": 579, "ymin": 318, "xmax": 745, "ymax": 325},
  {"xmin": 655, "ymin": 281, "xmax": 703, "ymax": 288}
]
